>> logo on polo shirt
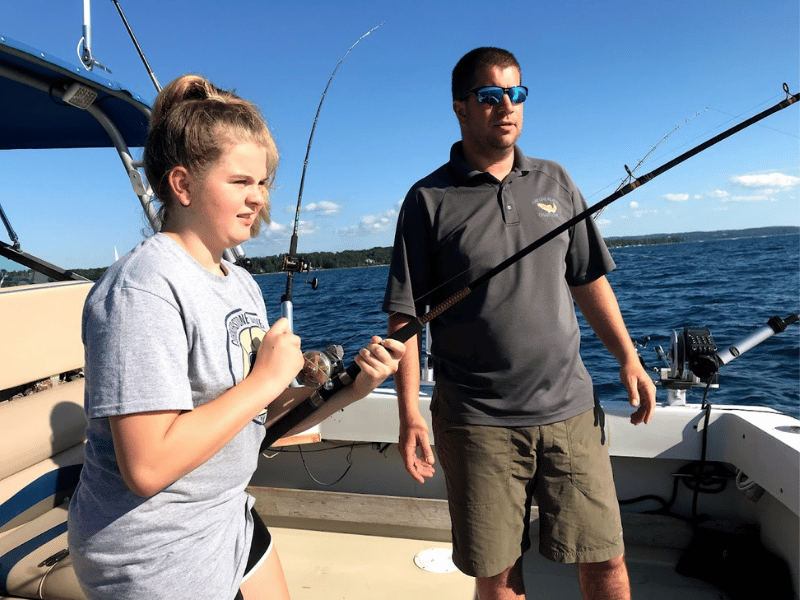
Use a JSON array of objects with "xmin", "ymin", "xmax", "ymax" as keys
[{"xmin": 534, "ymin": 198, "xmax": 559, "ymax": 217}]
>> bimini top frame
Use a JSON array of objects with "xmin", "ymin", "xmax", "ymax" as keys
[{"xmin": 0, "ymin": 33, "xmax": 246, "ymax": 275}]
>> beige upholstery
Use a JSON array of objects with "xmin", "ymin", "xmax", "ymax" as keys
[
  {"xmin": 0, "ymin": 281, "xmax": 91, "ymax": 391},
  {"xmin": 0, "ymin": 282, "xmax": 90, "ymax": 600},
  {"xmin": 0, "ymin": 504, "xmax": 85, "ymax": 600},
  {"xmin": 0, "ymin": 382, "xmax": 85, "ymax": 482}
]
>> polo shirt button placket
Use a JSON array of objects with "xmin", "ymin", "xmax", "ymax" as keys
[{"xmin": 501, "ymin": 185, "xmax": 520, "ymax": 225}]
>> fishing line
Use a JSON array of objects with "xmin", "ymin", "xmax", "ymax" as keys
[
  {"xmin": 707, "ymin": 104, "xmax": 800, "ymax": 139},
  {"xmin": 594, "ymin": 108, "xmax": 708, "ymax": 219},
  {"xmin": 282, "ymin": 23, "xmax": 384, "ymax": 328},
  {"xmin": 642, "ymin": 88, "xmax": 800, "ymax": 169},
  {"xmin": 588, "ymin": 87, "xmax": 799, "ymax": 216}
]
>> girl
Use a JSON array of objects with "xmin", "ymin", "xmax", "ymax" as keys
[{"xmin": 67, "ymin": 74, "xmax": 404, "ymax": 600}]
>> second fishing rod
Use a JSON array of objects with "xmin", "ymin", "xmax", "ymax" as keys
[{"xmin": 261, "ymin": 85, "xmax": 799, "ymax": 449}]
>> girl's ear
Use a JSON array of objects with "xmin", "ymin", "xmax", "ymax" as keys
[{"xmin": 168, "ymin": 166, "xmax": 193, "ymax": 207}]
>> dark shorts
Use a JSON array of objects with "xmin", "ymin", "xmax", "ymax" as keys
[
  {"xmin": 433, "ymin": 405, "xmax": 624, "ymax": 578},
  {"xmin": 235, "ymin": 507, "xmax": 273, "ymax": 599}
]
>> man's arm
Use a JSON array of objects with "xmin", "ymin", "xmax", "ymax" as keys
[
  {"xmin": 388, "ymin": 313, "xmax": 436, "ymax": 482},
  {"xmin": 570, "ymin": 276, "xmax": 656, "ymax": 425}
]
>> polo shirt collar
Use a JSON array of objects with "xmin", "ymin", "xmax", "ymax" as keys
[{"xmin": 448, "ymin": 142, "xmax": 532, "ymax": 184}]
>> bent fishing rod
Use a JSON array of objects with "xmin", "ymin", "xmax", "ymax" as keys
[
  {"xmin": 281, "ymin": 24, "xmax": 384, "ymax": 331},
  {"xmin": 261, "ymin": 84, "xmax": 799, "ymax": 448}
]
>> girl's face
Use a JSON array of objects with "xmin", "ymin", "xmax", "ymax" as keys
[{"xmin": 186, "ymin": 140, "xmax": 268, "ymax": 256}]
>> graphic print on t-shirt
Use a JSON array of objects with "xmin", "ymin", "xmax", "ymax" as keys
[{"xmin": 225, "ymin": 309, "xmax": 268, "ymax": 424}]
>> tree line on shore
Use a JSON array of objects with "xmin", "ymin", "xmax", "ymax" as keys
[
  {"xmin": 65, "ymin": 237, "xmax": 680, "ymax": 279},
  {"xmin": 4, "ymin": 226, "xmax": 796, "ymax": 283},
  {"xmin": 246, "ymin": 246, "xmax": 393, "ymax": 274}
]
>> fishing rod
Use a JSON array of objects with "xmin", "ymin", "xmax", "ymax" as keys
[
  {"xmin": 594, "ymin": 109, "xmax": 706, "ymax": 221},
  {"xmin": 646, "ymin": 314, "xmax": 799, "ymax": 406},
  {"xmin": 110, "ymin": 0, "xmax": 162, "ymax": 93},
  {"xmin": 280, "ymin": 24, "xmax": 384, "ymax": 332},
  {"xmin": 261, "ymin": 84, "xmax": 799, "ymax": 448},
  {"xmin": 107, "ymin": 0, "xmax": 251, "ymax": 266}
]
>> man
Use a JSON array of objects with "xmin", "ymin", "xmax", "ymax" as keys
[{"xmin": 382, "ymin": 47, "xmax": 656, "ymax": 600}]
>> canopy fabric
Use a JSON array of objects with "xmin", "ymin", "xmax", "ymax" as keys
[{"xmin": 0, "ymin": 34, "xmax": 151, "ymax": 150}]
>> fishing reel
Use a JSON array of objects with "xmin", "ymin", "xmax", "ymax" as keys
[
  {"xmin": 653, "ymin": 327, "xmax": 720, "ymax": 405},
  {"xmin": 297, "ymin": 344, "xmax": 345, "ymax": 388},
  {"xmin": 647, "ymin": 314, "xmax": 799, "ymax": 405},
  {"xmin": 667, "ymin": 327, "xmax": 720, "ymax": 382},
  {"xmin": 281, "ymin": 254, "xmax": 319, "ymax": 290}
]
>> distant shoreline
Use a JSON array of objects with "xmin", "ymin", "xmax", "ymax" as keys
[
  {"xmin": 81, "ymin": 225, "xmax": 800, "ymax": 279},
  {"xmin": 3, "ymin": 226, "xmax": 796, "ymax": 283},
  {"xmin": 604, "ymin": 225, "xmax": 799, "ymax": 247}
]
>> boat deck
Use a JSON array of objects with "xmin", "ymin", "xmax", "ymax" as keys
[
  {"xmin": 255, "ymin": 487, "xmax": 732, "ymax": 600},
  {"xmin": 273, "ymin": 527, "xmax": 730, "ymax": 600}
]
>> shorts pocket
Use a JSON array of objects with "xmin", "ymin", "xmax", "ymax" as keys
[
  {"xmin": 435, "ymin": 422, "xmax": 512, "ymax": 507},
  {"xmin": 564, "ymin": 408, "xmax": 610, "ymax": 498}
]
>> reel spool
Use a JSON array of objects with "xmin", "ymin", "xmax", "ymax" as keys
[
  {"xmin": 281, "ymin": 254, "xmax": 319, "ymax": 290},
  {"xmin": 297, "ymin": 344, "xmax": 345, "ymax": 388},
  {"xmin": 668, "ymin": 327, "xmax": 719, "ymax": 382},
  {"xmin": 658, "ymin": 327, "xmax": 720, "ymax": 405}
]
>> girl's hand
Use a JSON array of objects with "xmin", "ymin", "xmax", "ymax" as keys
[
  {"xmin": 351, "ymin": 336, "xmax": 405, "ymax": 397},
  {"xmin": 250, "ymin": 318, "xmax": 304, "ymax": 393}
]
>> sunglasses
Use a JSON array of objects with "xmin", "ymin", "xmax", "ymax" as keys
[{"xmin": 464, "ymin": 85, "xmax": 528, "ymax": 105}]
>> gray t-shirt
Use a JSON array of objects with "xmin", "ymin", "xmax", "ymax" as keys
[
  {"xmin": 68, "ymin": 233, "xmax": 269, "ymax": 600},
  {"xmin": 383, "ymin": 143, "xmax": 615, "ymax": 427}
]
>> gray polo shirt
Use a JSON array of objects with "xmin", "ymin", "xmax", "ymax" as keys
[{"xmin": 383, "ymin": 143, "xmax": 615, "ymax": 427}]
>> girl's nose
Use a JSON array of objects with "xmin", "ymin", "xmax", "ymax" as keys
[{"xmin": 246, "ymin": 187, "xmax": 266, "ymax": 210}]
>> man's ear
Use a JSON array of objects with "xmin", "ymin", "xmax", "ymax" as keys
[
  {"xmin": 453, "ymin": 100, "xmax": 467, "ymax": 126},
  {"xmin": 168, "ymin": 166, "xmax": 193, "ymax": 207}
]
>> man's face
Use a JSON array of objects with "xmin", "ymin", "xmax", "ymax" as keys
[{"xmin": 454, "ymin": 65, "xmax": 523, "ymax": 156}]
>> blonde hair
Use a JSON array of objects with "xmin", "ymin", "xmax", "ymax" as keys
[{"xmin": 144, "ymin": 74, "xmax": 279, "ymax": 236}]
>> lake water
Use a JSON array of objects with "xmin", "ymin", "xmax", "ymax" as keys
[{"xmin": 255, "ymin": 234, "xmax": 800, "ymax": 418}]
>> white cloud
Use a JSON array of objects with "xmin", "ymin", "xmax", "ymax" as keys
[
  {"xmin": 266, "ymin": 221, "xmax": 287, "ymax": 235},
  {"xmin": 704, "ymin": 189, "xmax": 729, "ymax": 198},
  {"xmin": 629, "ymin": 201, "xmax": 639, "ymax": 209},
  {"xmin": 339, "ymin": 206, "xmax": 399, "ymax": 238},
  {"xmin": 259, "ymin": 219, "xmax": 318, "ymax": 242},
  {"xmin": 664, "ymin": 193, "xmax": 689, "ymax": 202},
  {"xmin": 596, "ymin": 218, "xmax": 612, "ymax": 228},
  {"xmin": 297, "ymin": 220, "xmax": 320, "ymax": 235},
  {"xmin": 721, "ymin": 194, "xmax": 775, "ymax": 203},
  {"xmin": 302, "ymin": 200, "xmax": 342, "ymax": 216},
  {"xmin": 633, "ymin": 208, "xmax": 659, "ymax": 217},
  {"xmin": 732, "ymin": 173, "xmax": 799, "ymax": 189}
]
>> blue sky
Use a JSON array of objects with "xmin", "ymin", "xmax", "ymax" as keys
[{"xmin": 2, "ymin": 0, "xmax": 798, "ymax": 269}]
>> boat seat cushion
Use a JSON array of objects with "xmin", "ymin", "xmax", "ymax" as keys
[
  {"xmin": 0, "ymin": 381, "xmax": 87, "ymax": 599},
  {"xmin": 0, "ymin": 380, "xmax": 86, "ymax": 482},
  {"xmin": 0, "ymin": 502, "xmax": 85, "ymax": 600},
  {"xmin": 0, "ymin": 281, "xmax": 91, "ymax": 392}
]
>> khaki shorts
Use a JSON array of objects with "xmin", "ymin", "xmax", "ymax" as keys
[{"xmin": 433, "ymin": 406, "xmax": 624, "ymax": 578}]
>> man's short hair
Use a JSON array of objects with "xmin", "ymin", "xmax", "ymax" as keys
[{"xmin": 451, "ymin": 47, "xmax": 522, "ymax": 101}]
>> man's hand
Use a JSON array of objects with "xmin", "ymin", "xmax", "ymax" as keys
[
  {"xmin": 398, "ymin": 412, "xmax": 436, "ymax": 483},
  {"xmin": 621, "ymin": 359, "xmax": 657, "ymax": 425}
]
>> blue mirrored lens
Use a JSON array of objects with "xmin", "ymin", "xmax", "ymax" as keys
[
  {"xmin": 508, "ymin": 86, "xmax": 527, "ymax": 103},
  {"xmin": 476, "ymin": 88, "xmax": 504, "ymax": 104},
  {"xmin": 474, "ymin": 86, "xmax": 527, "ymax": 105}
]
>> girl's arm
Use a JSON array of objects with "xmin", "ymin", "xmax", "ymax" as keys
[{"xmin": 110, "ymin": 318, "xmax": 304, "ymax": 497}]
